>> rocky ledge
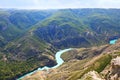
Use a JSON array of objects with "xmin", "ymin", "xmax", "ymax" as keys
[{"xmin": 108, "ymin": 57, "xmax": 120, "ymax": 80}]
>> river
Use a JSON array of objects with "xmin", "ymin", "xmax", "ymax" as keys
[
  {"xmin": 17, "ymin": 39, "xmax": 118, "ymax": 80},
  {"xmin": 17, "ymin": 48, "xmax": 72, "ymax": 80},
  {"xmin": 109, "ymin": 39, "xmax": 118, "ymax": 44}
]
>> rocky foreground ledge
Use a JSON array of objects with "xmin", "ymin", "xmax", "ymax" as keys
[
  {"xmin": 80, "ymin": 57, "xmax": 120, "ymax": 80},
  {"xmin": 108, "ymin": 57, "xmax": 120, "ymax": 80}
]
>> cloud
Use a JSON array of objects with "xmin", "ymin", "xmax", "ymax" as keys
[{"xmin": 0, "ymin": 0, "xmax": 120, "ymax": 9}]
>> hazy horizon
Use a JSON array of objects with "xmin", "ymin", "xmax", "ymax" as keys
[
  {"xmin": 0, "ymin": 0, "xmax": 120, "ymax": 9},
  {"xmin": 1, "ymin": 8, "xmax": 120, "ymax": 10}
]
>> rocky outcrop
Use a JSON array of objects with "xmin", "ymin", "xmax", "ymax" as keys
[
  {"xmin": 80, "ymin": 57, "xmax": 120, "ymax": 80},
  {"xmin": 80, "ymin": 71, "xmax": 104, "ymax": 80},
  {"xmin": 107, "ymin": 57, "xmax": 120, "ymax": 80}
]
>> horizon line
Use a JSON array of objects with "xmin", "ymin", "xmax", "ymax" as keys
[{"xmin": 0, "ymin": 7, "xmax": 120, "ymax": 10}]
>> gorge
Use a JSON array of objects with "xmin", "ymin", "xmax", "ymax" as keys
[{"xmin": 0, "ymin": 9, "xmax": 120, "ymax": 80}]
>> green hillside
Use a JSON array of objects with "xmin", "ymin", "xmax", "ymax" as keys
[
  {"xmin": 33, "ymin": 9, "xmax": 120, "ymax": 48},
  {"xmin": 0, "ymin": 9, "xmax": 54, "ymax": 48}
]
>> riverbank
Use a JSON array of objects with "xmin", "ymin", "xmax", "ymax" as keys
[{"xmin": 17, "ymin": 48, "xmax": 72, "ymax": 80}]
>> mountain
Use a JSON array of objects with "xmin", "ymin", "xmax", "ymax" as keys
[
  {"xmin": 0, "ymin": 9, "xmax": 120, "ymax": 80},
  {"xmin": 0, "ymin": 9, "xmax": 54, "ymax": 48},
  {"xmin": 0, "ymin": 9, "xmax": 57, "ymax": 80},
  {"xmin": 33, "ymin": 9, "xmax": 120, "ymax": 49}
]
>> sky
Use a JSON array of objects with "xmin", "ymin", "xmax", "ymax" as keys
[{"xmin": 0, "ymin": 0, "xmax": 120, "ymax": 9}]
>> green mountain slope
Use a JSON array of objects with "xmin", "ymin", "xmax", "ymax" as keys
[
  {"xmin": 33, "ymin": 9, "xmax": 120, "ymax": 49},
  {"xmin": 0, "ymin": 9, "xmax": 54, "ymax": 48},
  {"xmin": 0, "ymin": 31, "xmax": 57, "ymax": 80},
  {"xmin": 0, "ymin": 9, "xmax": 57, "ymax": 80}
]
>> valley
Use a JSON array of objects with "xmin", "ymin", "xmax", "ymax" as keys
[{"xmin": 0, "ymin": 9, "xmax": 120, "ymax": 80}]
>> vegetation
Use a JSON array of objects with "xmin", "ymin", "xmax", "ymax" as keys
[{"xmin": 34, "ymin": 9, "xmax": 120, "ymax": 48}]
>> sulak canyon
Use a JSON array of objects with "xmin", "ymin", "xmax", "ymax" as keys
[{"xmin": 0, "ymin": 9, "xmax": 120, "ymax": 80}]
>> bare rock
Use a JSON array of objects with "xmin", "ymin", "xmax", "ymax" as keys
[
  {"xmin": 107, "ymin": 57, "xmax": 120, "ymax": 80},
  {"xmin": 80, "ymin": 71, "xmax": 104, "ymax": 80}
]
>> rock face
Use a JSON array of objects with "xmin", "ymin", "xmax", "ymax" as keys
[
  {"xmin": 107, "ymin": 57, "xmax": 120, "ymax": 80},
  {"xmin": 80, "ymin": 71, "xmax": 103, "ymax": 80},
  {"xmin": 81, "ymin": 57, "xmax": 120, "ymax": 80}
]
